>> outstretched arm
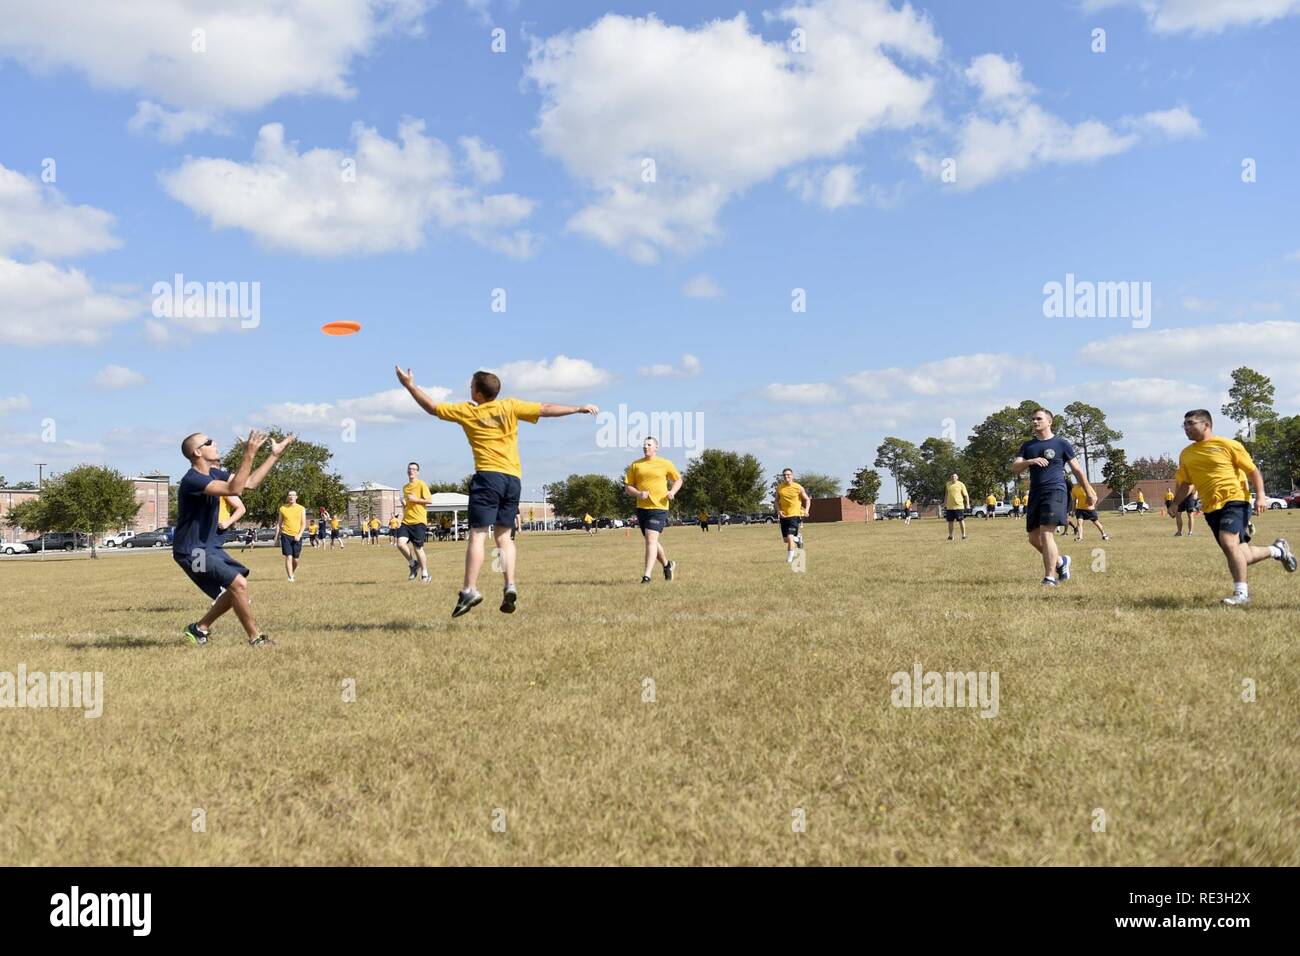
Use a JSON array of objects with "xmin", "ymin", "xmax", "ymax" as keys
[
  {"xmin": 396, "ymin": 366, "xmax": 440, "ymax": 415},
  {"xmin": 540, "ymin": 402, "xmax": 599, "ymax": 418}
]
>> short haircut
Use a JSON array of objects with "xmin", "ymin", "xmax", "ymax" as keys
[
  {"xmin": 473, "ymin": 370, "xmax": 501, "ymax": 401},
  {"xmin": 408, "ymin": 461, "xmax": 420, "ymax": 471},
  {"xmin": 1185, "ymin": 409, "xmax": 1213, "ymax": 425},
  {"xmin": 782, "ymin": 467, "xmax": 793, "ymax": 474},
  {"xmin": 1033, "ymin": 407, "xmax": 1052, "ymax": 420},
  {"xmin": 288, "ymin": 490, "xmax": 298, "ymax": 497},
  {"xmin": 644, "ymin": 436, "xmax": 659, "ymax": 447},
  {"xmin": 181, "ymin": 432, "xmax": 204, "ymax": 461}
]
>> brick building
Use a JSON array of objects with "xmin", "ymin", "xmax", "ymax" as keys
[
  {"xmin": 808, "ymin": 496, "xmax": 875, "ymax": 522},
  {"xmin": 0, "ymin": 474, "xmax": 169, "ymax": 543}
]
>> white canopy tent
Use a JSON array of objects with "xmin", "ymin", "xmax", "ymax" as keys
[{"xmin": 427, "ymin": 492, "xmax": 470, "ymax": 540}]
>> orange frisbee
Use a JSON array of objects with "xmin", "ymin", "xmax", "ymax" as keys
[{"xmin": 321, "ymin": 321, "xmax": 362, "ymax": 336}]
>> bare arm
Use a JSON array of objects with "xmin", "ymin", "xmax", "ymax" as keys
[
  {"xmin": 666, "ymin": 477, "xmax": 683, "ymax": 502},
  {"xmin": 220, "ymin": 496, "xmax": 246, "ymax": 532},
  {"xmin": 1168, "ymin": 481, "xmax": 1192, "ymax": 512},
  {"xmin": 539, "ymin": 402, "xmax": 599, "ymax": 418},
  {"xmin": 395, "ymin": 366, "xmax": 440, "ymax": 416},
  {"xmin": 800, "ymin": 490, "xmax": 812, "ymax": 515},
  {"xmin": 1250, "ymin": 468, "xmax": 1266, "ymax": 515},
  {"xmin": 1069, "ymin": 459, "xmax": 1097, "ymax": 508},
  {"xmin": 203, "ymin": 429, "xmax": 266, "ymax": 497},
  {"xmin": 625, "ymin": 484, "xmax": 649, "ymax": 500}
]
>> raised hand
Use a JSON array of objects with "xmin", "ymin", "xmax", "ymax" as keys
[
  {"xmin": 270, "ymin": 433, "xmax": 297, "ymax": 456},
  {"xmin": 245, "ymin": 429, "xmax": 268, "ymax": 455},
  {"xmin": 395, "ymin": 365, "xmax": 414, "ymax": 388},
  {"xmin": 579, "ymin": 404, "xmax": 600, "ymax": 415}
]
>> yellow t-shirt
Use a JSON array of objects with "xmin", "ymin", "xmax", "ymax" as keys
[
  {"xmin": 1071, "ymin": 484, "xmax": 1088, "ymax": 509},
  {"xmin": 402, "ymin": 480, "xmax": 431, "ymax": 525},
  {"xmin": 583, "ymin": 514, "xmax": 593, "ymax": 524},
  {"xmin": 1012, "ymin": 496, "xmax": 1021, "ymax": 507},
  {"xmin": 308, "ymin": 522, "xmax": 317, "ymax": 535},
  {"xmin": 278, "ymin": 503, "xmax": 306, "ymax": 537},
  {"xmin": 698, "ymin": 511, "xmax": 708, "ymax": 522},
  {"xmin": 1136, "ymin": 491, "xmax": 1145, "ymax": 503},
  {"xmin": 904, "ymin": 499, "xmax": 912, "ymax": 510},
  {"xmin": 1175, "ymin": 438, "xmax": 1255, "ymax": 514},
  {"xmin": 986, "ymin": 495, "xmax": 997, "ymax": 507},
  {"xmin": 776, "ymin": 481, "xmax": 805, "ymax": 518},
  {"xmin": 1165, "ymin": 489, "xmax": 1175, "ymax": 502},
  {"xmin": 944, "ymin": 481, "xmax": 968, "ymax": 509},
  {"xmin": 626, "ymin": 456, "xmax": 680, "ymax": 511},
  {"xmin": 434, "ymin": 398, "xmax": 543, "ymax": 478},
  {"xmin": 389, "ymin": 518, "xmax": 399, "ymax": 530},
  {"xmin": 369, "ymin": 518, "xmax": 379, "ymax": 531},
  {"xmin": 330, "ymin": 518, "xmax": 340, "ymax": 531},
  {"xmin": 218, "ymin": 496, "xmax": 232, "ymax": 528}
]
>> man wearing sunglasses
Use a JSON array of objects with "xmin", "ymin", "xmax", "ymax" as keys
[{"xmin": 174, "ymin": 429, "xmax": 295, "ymax": 646}]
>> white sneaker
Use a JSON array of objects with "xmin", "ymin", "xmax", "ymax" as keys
[
  {"xmin": 421, "ymin": 573, "xmax": 432, "ymax": 584},
  {"xmin": 287, "ymin": 576, "xmax": 295, "ymax": 583},
  {"xmin": 1222, "ymin": 594, "xmax": 1250, "ymax": 607}
]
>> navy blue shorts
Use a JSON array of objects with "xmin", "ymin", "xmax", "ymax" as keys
[
  {"xmin": 174, "ymin": 548, "xmax": 249, "ymax": 601},
  {"xmin": 280, "ymin": 536, "xmax": 302, "ymax": 558},
  {"xmin": 944, "ymin": 508, "xmax": 967, "ymax": 521},
  {"xmin": 398, "ymin": 522, "xmax": 427, "ymax": 546},
  {"xmin": 1026, "ymin": 488, "xmax": 1068, "ymax": 531},
  {"xmin": 638, "ymin": 509, "xmax": 669, "ymax": 535},
  {"xmin": 1205, "ymin": 501, "xmax": 1251, "ymax": 542},
  {"xmin": 780, "ymin": 516, "xmax": 802, "ymax": 539},
  {"xmin": 1075, "ymin": 508, "xmax": 1099, "ymax": 522},
  {"xmin": 468, "ymin": 471, "xmax": 521, "ymax": 529},
  {"xmin": 1178, "ymin": 497, "xmax": 1197, "ymax": 513}
]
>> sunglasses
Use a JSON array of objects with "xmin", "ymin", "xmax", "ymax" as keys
[{"xmin": 199, "ymin": 438, "xmax": 214, "ymax": 448}]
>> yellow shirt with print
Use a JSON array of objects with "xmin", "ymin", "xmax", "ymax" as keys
[
  {"xmin": 626, "ymin": 456, "xmax": 680, "ymax": 511},
  {"xmin": 434, "ymin": 398, "xmax": 543, "ymax": 479},
  {"xmin": 1175, "ymin": 437, "xmax": 1255, "ymax": 514},
  {"xmin": 1071, "ymin": 484, "xmax": 1089, "ymax": 509},
  {"xmin": 776, "ymin": 482, "xmax": 805, "ymax": 518},
  {"xmin": 944, "ymin": 481, "xmax": 969, "ymax": 509},
  {"xmin": 1165, "ymin": 489, "xmax": 1175, "ymax": 502},
  {"xmin": 279, "ymin": 503, "xmax": 306, "ymax": 537},
  {"xmin": 403, "ymin": 480, "xmax": 431, "ymax": 525}
]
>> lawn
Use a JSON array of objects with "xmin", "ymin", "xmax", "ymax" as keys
[{"xmin": 1, "ymin": 513, "xmax": 1297, "ymax": 865}]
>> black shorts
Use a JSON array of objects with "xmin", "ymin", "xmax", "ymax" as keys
[
  {"xmin": 398, "ymin": 522, "xmax": 427, "ymax": 547},
  {"xmin": 944, "ymin": 508, "xmax": 967, "ymax": 521},
  {"xmin": 780, "ymin": 516, "xmax": 802, "ymax": 539},
  {"xmin": 330, "ymin": 529, "xmax": 340, "ymax": 539},
  {"xmin": 280, "ymin": 536, "xmax": 302, "ymax": 557},
  {"xmin": 1205, "ymin": 501, "xmax": 1251, "ymax": 542},
  {"xmin": 1026, "ymin": 488, "xmax": 1068, "ymax": 531},
  {"xmin": 1178, "ymin": 497, "xmax": 1196, "ymax": 513},
  {"xmin": 638, "ymin": 508, "xmax": 669, "ymax": 535},
  {"xmin": 174, "ymin": 548, "xmax": 249, "ymax": 601},
  {"xmin": 468, "ymin": 471, "xmax": 521, "ymax": 529},
  {"xmin": 1075, "ymin": 508, "xmax": 1099, "ymax": 522}
]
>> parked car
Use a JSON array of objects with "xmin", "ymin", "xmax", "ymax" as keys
[
  {"xmin": 1120, "ymin": 501, "xmax": 1152, "ymax": 512},
  {"xmin": 123, "ymin": 530, "xmax": 169, "ymax": 548},
  {"xmin": 1284, "ymin": 491, "xmax": 1300, "ymax": 510},
  {"xmin": 22, "ymin": 531, "xmax": 92, "ymax": 552},
  {"xmin": 103, "ymin": 531, "xmax": 135, "ymax": 547},
  {"xmin": 1, "ymin": 541, "xmax": 30, "ymax": 555},
  {"xmin": 1251, "ymin": 494, "xmax": 1288, "ymax": 510},
  {"xmin": 152, "ymin": 526, "xmax": 175, "ymax": 544},
  {"xmin": 991, "ymin": 501, "xmax": 1015, "ymax": 517}
]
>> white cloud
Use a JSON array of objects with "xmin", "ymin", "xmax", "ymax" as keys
[
  {"xmin": 761, "ymin": 382, "xmax": 844, "ymax": 403},
  {"xmin": 459, "ymin": 135, "xmax": 504, "ymax": 185},
  {"xmin": 93, "ymin": 365, "xmax": 146, "ymax": 390},
  {"xmin": 161, "ymin": 120, "xmax": 537, "ymax": 257},
  {"xmin": 639, "ymin": 354, "xmax": 702, "ymax": 378},
  {"xmin": 682, "ymin": 274, "xmax": 723, "ymax": 299},
  {"xmin": 844, "ymin": 352, "xmax": 1055, "ymax": 399},
  {"xmin": 526, "ymin": 1, "xmax": 941, "ymax": 261},
  {"xmin": 0, "ymin": 0, "xmax": 430, "ymax": 139},
  {"xmin": 1082, "ymin": 0, "xmax": 1300, "ymax": 33},
  {"xmin": 787, "ymin": 164, "xmax": 864, "ymax": 209},
  {"xmin": 493, "ymin": 356, "xmax": 614, "ymax": 394},
  {"xmin": 917, "ymin": 55, "xmax": 1201, "ymax": 190},
  {"xmin": 0, "ymin": 258, "xmax": 138, "ymax": 347},
  {"xmin": 1079, "ymin": 320, "xmax": 1300, "ymax": 371},
  {"xmin": 128, "ymin": 100, "xmax": 230, "ymax": 143},
  {"xmin": 251, "ymin": 383, "xmax": 452, "ymax": 428},
  {"xmin": 0, "ymin": 162, "xmax": 120, "ymax": 259},
  {"xmin": 1182, "ymin": 296, "xmax": 1219, "ymax": 312},
  {"xmin": 0, "ymin": 394, "xmax": 32, "ymax": 415}
]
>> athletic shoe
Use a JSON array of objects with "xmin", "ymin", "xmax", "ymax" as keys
[
  {"xmin": 641, "ymin": 576, "xmax": 651, "ymax": 584},
  {"xmin": 663, "ymin": 560, "xmax": 676, "ymax": 581},
  {"xmin": 408, "ymin": 560, "xmax": 418, "ymax": 581},
  {"xmin": 1245, "ymin": 522, "xmax": 1255, "ymax": 543},
  {"xmin": 947, "ymin": 535, "xmax": 953, "ymax": 541},
  {"xmin": 1174, "ymin": 532, "xmax": 1182, "ymax": 537},
  {"xmin": 1057, "ymin": 554, "xmax": 1072, "ymax": 581},
  {"xmin": 796, "ymin": 534, "xmax": 804, "ymax": 549},
  {"xmin": 1221, "ymin": 594, "xmax": 1251, "ymax": 607},
  {"xmin": 500, "ymin": 585, "xmax": 518, "ymax": 614},
  {"xmin": 452, "ymin": 589, "xmax": 483, "ymax": 618},
  {"xmin": 287, "ymin": 576, "xmax": 295, "ymax": 583},
  {"xmin": 183, "ymin": 623, "xmax": 208, "ymax": 646},
  {"xmin": 1101, "ymin": 534, "xmax": 1110, "ymax": 541},
  {"xmin": 961, "ymin": 534, "xmax": 968, "ymax": 540},
  {"xmin": 1042, "ymin": 577, "xmax": 1058, "ymax": 587},
  {"xmin": 1274, "ymin": 538, "xmax": 1297, "ymax": 573},
  {"xmin": 248, "ymin": 634, "xmax": 276, "ymax": 647},
  {"xmin": 421, "ymin": 572, "xmax": 431, "ymax": 584}
]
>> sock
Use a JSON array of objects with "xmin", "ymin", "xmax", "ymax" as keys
[
  {"xmin": 787, "ymin": 551, "xmax": 795, "ymax": 563},
  {"xmin": 1269, "ymin": 545, "xmax": 1283, "ymax": 559},
  {"xmin": 1234, "ymin": 582, "xmax": 1248, "ymax": 598}
]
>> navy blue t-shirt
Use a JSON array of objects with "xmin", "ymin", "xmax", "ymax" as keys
[
  {"xmin": 1018, "ymin": 436, "xmax": 1076, "ymax": 493},
  {"xmin": 173, "ymin": 466, "xmax": 229, "ymax": 556}
]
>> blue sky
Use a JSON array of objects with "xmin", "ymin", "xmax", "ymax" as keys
[{"xmin": 1, "ymin": 0, "xmax": 1298, "ymax": 493}]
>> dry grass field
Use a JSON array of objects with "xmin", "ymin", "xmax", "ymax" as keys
[{"xmin": 1, "ymin": 513, "xmax": 1297, "ymax": 866}]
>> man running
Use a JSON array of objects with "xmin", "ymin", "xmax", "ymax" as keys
[
  {"xmin": 698, "ymin": 509, "xmax": 710, "ymax": 532},
  {"xmin": 1170, "ymin": 409, "xmax": 1294, "ymax": 605},
  {"xmin": 396, "ymin": 462, "xmax": 432, "ymax": 583},
  {"xmin": 307, "ymin": 518, "xmax": 318, "ymax": 548},
  {"xmin": 775, "ymin": 468, "xmax": 811, "ymax": 564},
  {"xmin": 274, "ymin": 490, "xmax": 307, "ymax": 582},
  {"xmin": 397, "ymin": 366, "xmax": 598, "ymax": 616},
  {"xmin": 583, "ymin": 513, "xmax": 594, "ymax": 535},
  {"xmin": 1011, "ymin": 407, "xmax": 1097, "ymax": 587},
  {"xmin": 1070, "ymin": 480, "xmax": 1110, "ymax": 541},
  {"xmin": 903, "ymin": 497, "xmax": 913, "ymax": 525},
  {"xmin": 624, "ymin": 436, "xmax": 682, "ymax": 584},
  {"xmin": 174, "ymin": 429, "xmax": 294, "ymax": 647},
  {"xmin": 943, "ymin": 473, "xmax": 971, "ymax": 541}
]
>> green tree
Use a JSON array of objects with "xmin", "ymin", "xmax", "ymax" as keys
[
  {"xmin": 33, "ymin": 465, "xmax": 141, "ymax": 557},
  {"xmin": 1101, "ymin": 448, "xmax": 1138, "ymax": 506},
  {"xmin": 1058, "ymin": 401, "xmax": 1122, "ymax": 482},
  {"xmin": 1253, "ymin": 415, "xmax": 1300, "ymax": 491},
  {"xmin": 677, "ymin": 450, "xmax": 767, "ymax": 528},
  {"xmin": 220, "ymin": 430, "xmax": 348, "ymax": 527},
  {"xmin": 168, "ymin": 482, "xmax": 179, "ymax": 524},
  {"xmin": 4, "ymin": 496, "xmax": 50, "ymax": 537},
  {"xmin": 962, "ymin": 401, "xmax": 1041, "ymax": 498},
  {"xmin": 10, "ymin": 480, "xmax": 37, "ymax": 490},
  {"xmin": 873, "ymin": 437, "xmax": 920, "ymax": 504},
  {"xmin": 904, "ymin": 437, "xmax": 964, "ymax": 506},
  {"xmin": 548, "ymin": 474, "xmax": 624, "ymax": 518},
  {"xmin": 791, "ymin": 472, "xmax": 841, "ymax": 499},
  {"xmin": 1221, "ymin": 366, "xmax": 1276, "ymax": 440},
  {"xmin": 846, "ymin": 466, "xmax": 882, "ymax": 506},
  {"xmin": 1132, "ymin": 454, "xmax": 1176, "ymax": 480}
]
